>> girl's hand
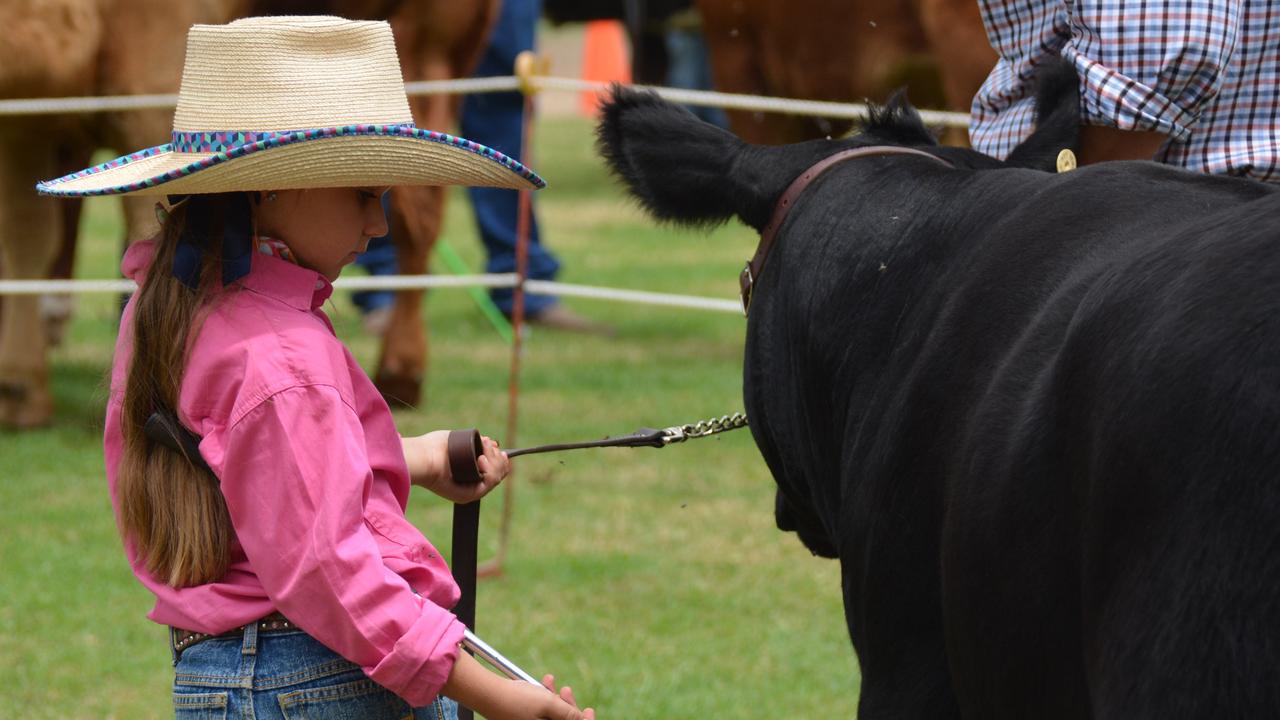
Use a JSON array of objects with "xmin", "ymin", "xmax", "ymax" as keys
[
  {"xmin": 486, "ymin": 676, "xmax": 595, "ymax": 720},
  {"xmin": 401, "ymin": 431, "xmax": 509, "ymax": 503},
  {"xmin": 541, "ymin": 675, "xmax": 596, "ymax": 720},
  {"xmin": 445, "ymin": 652, "xmax": 596, "ymax": 720}
]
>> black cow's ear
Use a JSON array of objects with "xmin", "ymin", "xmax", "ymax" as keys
[
  {"xmin": 865, "ymin": 88, "xmax": 938, "ymax": 147},
  {"xmin": 1004, "ymin": 57, "xmax": 1081, "ymax": 171}
]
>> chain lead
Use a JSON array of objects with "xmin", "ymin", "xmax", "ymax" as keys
[{"xmin": 661, "ymin": 412, "xmax": 749, "ymax": 445}]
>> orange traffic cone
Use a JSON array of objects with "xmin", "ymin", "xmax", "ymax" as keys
[{"xmin": 579, "ymin": 20, "xmax": 631, "ymax": 117}]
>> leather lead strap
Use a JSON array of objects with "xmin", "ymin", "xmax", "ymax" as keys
[
  {"xmin": 452, "ymin": 497, "xmax": 479, "ymax": 719},
  {"xmin": 448, "ymin": 432, "xmax": 481, "ymax": 720},
  {"xmin": 442, "ymin": 424, "xmax": 670, "ymax": 663},
  {"xmin": 452, "ymin": 501, "xmax": 480, "ymax": 631},
  {"xmin": 740, "ymin": 145, "xmax": 953, "ymax": 314},
  {"xmin": 447, "ymin": 430, "xmax": 485, "ymax": 666}
]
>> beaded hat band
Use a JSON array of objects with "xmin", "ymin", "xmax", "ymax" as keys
[{"xmin": 36, "ymin": 16, "xmax": 544, "ymax": 197}]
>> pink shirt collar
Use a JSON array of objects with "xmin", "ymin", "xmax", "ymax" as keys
[{"xmin": 121, "ymin": 239, "xmax": 333, "ymax": 311}]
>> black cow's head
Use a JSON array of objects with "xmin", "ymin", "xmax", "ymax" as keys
[
  {"xmin": 596, "ymin": 58, "xmax": 1083, "ymax": 562},
  {"xmin": 597, "ymin": 57, "xmax": 1081, "ymax": 238}
]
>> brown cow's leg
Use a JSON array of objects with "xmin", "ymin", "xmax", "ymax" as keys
[
  {"xmin": 42, "ymin": 193, "xmax": 82, "ymax": 348},
  {"xmin": 372, "ymin": 0, "xmax": 498, "ymax": 408},
  {"xmin": 374, "ymin": 24, "xmax": 453, "ymax": 408},
  {"xmin": 0, "ymin": 126, "xmax": 63, "ymax": 427},
  {"xmin": 372, "ymin": 37, "xmax": 447, "ymax": 408},
  {"xmin": 41, "ymin": 188, "xmax": 81, "ymax": 349},
  {"xmin": 376, "ymin": 184, "xmax": 441, "ymax": 408},
  {"xmin": 41, "ymin": 139, "xmax": 95, "ymax": 349}
]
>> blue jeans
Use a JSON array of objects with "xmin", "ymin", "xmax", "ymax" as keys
[
  {"xmin": 665, "ymin": 29, "xmax": 730, "ymax": 129},
  {"xmin": 460, "ymin": 0, "xmax": 560, "ymax": 316},
  {"xmin": 171, "ymin": 622, "xmax": 458, "ymax": 719}
]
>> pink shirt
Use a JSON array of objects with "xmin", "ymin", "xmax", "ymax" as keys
[{"xmin": 104, "ymin": 240, "xmax": 463, "ymax": 705}]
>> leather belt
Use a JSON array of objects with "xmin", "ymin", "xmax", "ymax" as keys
[{"xmin": 170, "ymin": 611, "xmax": 295, "ymax": 656}]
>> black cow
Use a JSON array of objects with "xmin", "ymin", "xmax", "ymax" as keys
[{"xmin": 596, "ymin": 63, "xmax": 1280, "ymax": 718}]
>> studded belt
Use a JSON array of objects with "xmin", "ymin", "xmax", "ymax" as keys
[{"xmin": 170, "ymin": 611, "xmax": 296, "ymax": 656}]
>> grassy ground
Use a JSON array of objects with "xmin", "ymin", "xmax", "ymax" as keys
[{"xmin": 0, "ymin": 115, "xmax": 859, "ymax": 718}]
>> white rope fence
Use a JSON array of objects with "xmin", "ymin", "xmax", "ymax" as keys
[
  {"xmin": 0, "ymin": 74, "xmax": 971, "ymax": 127},
  {"xmin": 0, "ymin": 276, "xmax": 745, "ymax": 313},
  {"xmin": 531, "ymin": 76, "xmax": 971, "ymax": 128},
  {"xmin": 525, "ymin": 280, "xmax": 741, "ymax": 313},
  {"xmin": 0, "ymin": 70, "xmax": 969, "ymax": 312}
]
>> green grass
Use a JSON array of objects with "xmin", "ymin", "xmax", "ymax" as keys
[{"xmin": 0, "ymin": 116, "xmax": 859, "ymax": 718}]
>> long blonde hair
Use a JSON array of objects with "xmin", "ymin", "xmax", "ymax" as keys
[{"xmin": 115, "ymin": 194, "xmax": 237, "ymax": 588}]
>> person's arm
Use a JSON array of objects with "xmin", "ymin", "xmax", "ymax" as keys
[
  {"xmin": 401, "ymin": 429, "xmax": 510, "ymax": 503},
  {"xmin": 443, "ymin": 652, "xmax": 595, "ymax": 720},
  {"xmin": 1066, "ymin": 0, "xmax": 1240, "ymax": 159},
  {"xmin": 1078, "ymin": 126, "xmax": 1169, "ymax": 164}
]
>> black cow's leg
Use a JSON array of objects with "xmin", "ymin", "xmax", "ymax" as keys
[{"xmin": 841, "ymin": 559, "xmax": 961, "ymax": 719}]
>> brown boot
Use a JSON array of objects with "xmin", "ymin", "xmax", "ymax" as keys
[{"xmin": 523, "ymin": 304, "xmax": 615, "ymax": 336}]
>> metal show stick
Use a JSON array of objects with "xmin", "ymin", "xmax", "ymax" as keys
[{"xmin": 463, "ymin": 629, "xmax": 547, "ymax": 688}]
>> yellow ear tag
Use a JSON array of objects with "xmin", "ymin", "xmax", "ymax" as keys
[{"xmin": 1056, "ymin": 148, "xmax": 1077, "ymax": 173}]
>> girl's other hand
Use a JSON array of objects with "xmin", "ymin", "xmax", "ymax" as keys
[
  {"xmin": 402, "ymin": 430, "xmax": 509, "ymax": 503},
  {"xmin": 487, "ymin": 675, "xmax": 595, "ymax": 720},
  {"xmin": 541, "ymin": 675, "xmax": 595, "ymax": 720},
  {"xmin": 445, "ymin": 653, "xmax": 596, "ymax": 720}
]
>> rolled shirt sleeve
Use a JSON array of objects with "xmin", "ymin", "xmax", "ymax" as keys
[
  {"xmin": 971, "ymin": 0, "xmax": 1240, "ymax": 157},
  {"xmin": 1064, "ymin": 0, "xmax": 1240, "ymax": 141},
  {"xmin": 212, "ymin": 383, "xmax": 464, "ymax": 706}
]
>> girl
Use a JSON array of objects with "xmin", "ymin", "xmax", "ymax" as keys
[{"xmin": 38, "ymin": 15, "xmax": 594, "ymax": 720}]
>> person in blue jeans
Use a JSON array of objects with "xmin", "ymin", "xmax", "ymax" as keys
[
  {"xmin": 663, "ymin": 8, "xmax": 729, "ymax": 130},
  {"xmin": 461, "ymin": 0, "xmax": 605, "ymax": 332}
]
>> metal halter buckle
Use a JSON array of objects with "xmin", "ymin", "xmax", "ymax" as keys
[{"xmin": 739, "ymin": 263, "xmax": 754, "ymax": 316}]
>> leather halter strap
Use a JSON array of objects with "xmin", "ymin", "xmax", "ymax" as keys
[{"xmin": 739, "ymin": 145, "xmax": 954, "ymax": 315}]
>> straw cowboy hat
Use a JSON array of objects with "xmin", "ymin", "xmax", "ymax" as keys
[{"xmin": 36, "ymin": 15, "xmax": 544, "ymax": 197}]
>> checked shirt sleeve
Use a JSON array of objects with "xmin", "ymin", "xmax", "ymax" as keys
[
  {"xmin": 1064, "ymin": 0, "xmax": 1240, "ymax": 141},
  {"xmin": 972, "ymin": 0, "xmax": 1240, "ymax": 158}
]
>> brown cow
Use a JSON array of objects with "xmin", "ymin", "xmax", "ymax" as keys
[
  {"xmin": 0, "ymin": 0, "xmax": 497, "ymax": 427},
  {"xmin": 695, "ymin": 0, "xmax": 995, "ymax": 145},
  {"xmin": 0, "ymin": 0, "xmax": 239, "ymax": 428}
]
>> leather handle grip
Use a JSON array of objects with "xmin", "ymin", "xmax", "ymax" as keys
[{"xmin": 447, "ymin": 429, "xmax": 484, "ymax": 485}]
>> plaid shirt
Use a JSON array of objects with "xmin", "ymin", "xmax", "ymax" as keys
[{"xmin": 971, "ymin": 0, "xmax": 1280, "ymax": 181}]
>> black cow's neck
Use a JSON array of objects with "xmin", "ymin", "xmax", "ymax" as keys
[{"xmin": 741, "ymin": 146, "xmax": 953, "ymax": 314}]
